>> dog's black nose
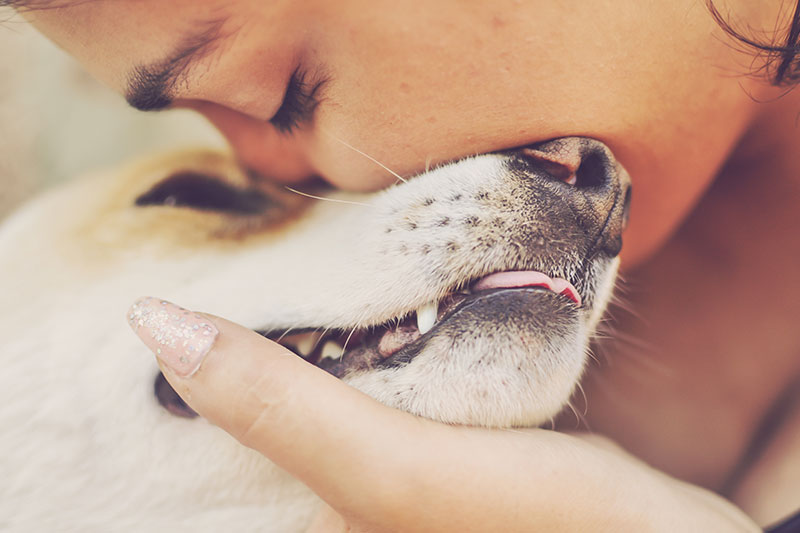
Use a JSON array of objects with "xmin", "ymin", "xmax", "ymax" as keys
[{"xmin": 514, "ymin": 137, "xmax": 632, "ymax": 258}]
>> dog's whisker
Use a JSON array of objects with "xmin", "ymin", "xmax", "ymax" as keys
[
  {"xmin": 284, "ymin": 186, "xmax": 372, "ymax": 207},
  {"xmin": 275, "ymin": 327, "xmax": 296, "ymax": 343},
  {"xmin": 584, "ymin": 345, "xmax": 600, "ymax": 366},
  {"xmin": 576, "ymin": 405, "xmax": 593, "ymax": 431},
  {"xmin": 606, "ymin": 330, "xmax": 657, "ymax": 354},
  {"xmin": 424, "ymin": 155, "xmax": 433, "ymax": 173},
  {"xmin": 608, "ymin": 290, "xmax": 641, "ymax": 319},
  {"xmin": 321, "ymin": 128, "xmax": 407, "ymax": 183},
  {"xmin": 574, "ymin": 381, "xmax": 589, "ymax": 417},
  {"xmin": 341, "ymin": 325, "xmax": 358, "ymax": 358},
  {"xmin": 564, "ymin": 401, "xmax": 585, "ymax": 429},
  {"xmin": 598, "ymin": 330, "xmax": 676, "ymax": 381}
]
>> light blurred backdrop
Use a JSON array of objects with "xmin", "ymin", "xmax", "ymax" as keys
[{"xmin": 0, "ymin": 8, "xmax": 226, "ymax": 220}]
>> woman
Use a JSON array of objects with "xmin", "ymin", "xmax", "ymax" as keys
[{"xmin": 9, "ymin": 0, "xmax": 800, "ymax": 530}]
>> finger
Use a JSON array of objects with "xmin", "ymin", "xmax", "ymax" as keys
[
  {"xmin": 305, "ymin": 503, "xmax": 350, "ymax": 533},
  {"xmin": 126, "ymin": 298, "xmax": 760, "ymax": 532},
  {"xmin": 126, "ymin": 296, "xmax": 435, "ymax": 519}
]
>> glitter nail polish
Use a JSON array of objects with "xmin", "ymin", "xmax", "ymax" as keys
[{"xmin": 127, "ymin": 297, "xmax": 218, "ymax": 377}]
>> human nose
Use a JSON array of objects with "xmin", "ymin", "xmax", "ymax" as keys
[{"xmin": 186, "ymin": 101, "xmax": 316, "ymax": 184}]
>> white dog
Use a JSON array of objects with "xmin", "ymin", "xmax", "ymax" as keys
[{"xmin": 0, "ymin": 137, "xmax": 629, "ymax": 532}]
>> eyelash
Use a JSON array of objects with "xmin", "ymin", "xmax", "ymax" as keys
[{"xmin": 269, "ymin": 67, "xmax": 326, "ymax": 134}]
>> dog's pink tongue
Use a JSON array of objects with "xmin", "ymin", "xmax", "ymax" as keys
[{"xmin": 473, "ymin": 271, "xmax": 581, "ymax": 306}]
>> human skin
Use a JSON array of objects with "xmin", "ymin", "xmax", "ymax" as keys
[
  {"xmin": 25, "ymin": 0, "xmax": 788, "ymax": 268},
  {"xmin": 563, "ymin": 88, "xmax": 800, "ymax": 523},
  {"xmin": 19, "ymin": 0, "xmax": 800, "ymax": 529}
]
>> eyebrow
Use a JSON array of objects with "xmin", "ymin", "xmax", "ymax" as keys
[{"xmin": 124, "ymin": 18, "xmax": 228, "ymax": 111}]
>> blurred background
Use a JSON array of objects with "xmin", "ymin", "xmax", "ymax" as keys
[{"xmin": 0, "ymin": 8, "xmax": 226, "ymax": 220}]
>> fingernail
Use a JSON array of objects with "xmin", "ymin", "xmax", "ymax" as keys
[{"xmin": 127, "ymin": 297, "xmax": 218, "ymax": 377}]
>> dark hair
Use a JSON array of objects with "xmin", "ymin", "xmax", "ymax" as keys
[
  {"xmin": 0, "ymin": 0, "xmax": 50, "ymax": 8},
  {"xmin": 707, "ymin": 0, "xmax": 800, "ymax": 86},
  {"xmin": 3, "ymin": 0, "xmax": 800, "ymax": 87}
]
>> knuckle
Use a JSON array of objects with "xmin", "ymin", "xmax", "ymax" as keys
[{"xmin": 230, "ymin": 371, "xmax": 292, "ymax": 448}]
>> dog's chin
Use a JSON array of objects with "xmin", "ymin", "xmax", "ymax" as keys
[
  {"xmin": 261, "ymin": 256, "xmax": 618, "ymax": 428},
  {"xmin": 157, "ymin": 259, "xmax": 614, "ymax": 428},
  {"xmin": 342, "ymin": 288, "xmax": 587, "ymax": 428},
  {"xmin": 157, "ymin": 286, "xmax": 587, "ymax": 427},
  {"xmin": 236, "ymin": 259, "xmax": 618, "ymax": 428}
]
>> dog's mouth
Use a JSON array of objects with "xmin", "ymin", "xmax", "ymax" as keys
[
  {"xmin": 154, "ymin": 270, "xmax": 581, "ymax": 419},
  {"xmin": 258, "ymin": 270, "xmax": 581, "ymax": 377}
]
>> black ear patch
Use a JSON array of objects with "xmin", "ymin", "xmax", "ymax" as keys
[{"xmin": 135, "ymin": 171, "xmax": 273, "ymax": 215}]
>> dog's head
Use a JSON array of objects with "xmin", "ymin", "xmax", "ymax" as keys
[
  {"xmin": 2, "ymin": 136, "xmax": 629, "ymax": 529},
  {"xmin": 132, "ymin": 137, "xmax": 630, "ymax": 427}
]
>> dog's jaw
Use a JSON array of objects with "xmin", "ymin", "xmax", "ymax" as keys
[{"xmin": 343, "ymin": 261, "xmax": 619, "ymax": 427}]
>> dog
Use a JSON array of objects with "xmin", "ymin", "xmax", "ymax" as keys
[{"xmin": 0, "ymin": 137, "xmax": 630, "ymax": 531}]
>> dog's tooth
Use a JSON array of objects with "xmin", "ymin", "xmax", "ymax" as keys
[
  {"xmin": 416, "ymin": 301, "xmax": 438, "ymax": 335},
  {"xmin": 320, "ymin": 341, "xmax": 344, "ymax": 360},
  {"xmin": 295, "ymin": 332, "xmax": 321, "ymax": 356}
]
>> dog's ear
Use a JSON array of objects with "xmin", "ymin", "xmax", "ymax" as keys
[{"xmin": 135, "ymin": 171, "xmax": 274, "ymax": 216}]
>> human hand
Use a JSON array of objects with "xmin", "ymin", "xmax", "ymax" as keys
[{"xmin": 128, "ymin": 297, "xmax": 759, "ymax": 532}]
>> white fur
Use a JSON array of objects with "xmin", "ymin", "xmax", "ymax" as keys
[{"xmin": 0, "ymin": 149, "xmax": 619, "ymax": 531}]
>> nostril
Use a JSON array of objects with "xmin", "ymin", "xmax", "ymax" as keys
[
  {"xmin": 573, "ymin": 151, "xmax": 608, "ymax": 189},
  {"xmin": 515, "ymin": 138, "xmax": 619, "ymax": 191}
]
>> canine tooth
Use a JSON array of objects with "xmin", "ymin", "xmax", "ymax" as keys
[
  {"xmin": 320, "ymin": 341, "xmax": 344, "ymax": 360},
  {"xmin": 295, "ymin": 332, "xmax": 321, "ymax": 356},
  {"xmin": 416, "ymin": 301, "xmax": 437, "ymax": 334}
]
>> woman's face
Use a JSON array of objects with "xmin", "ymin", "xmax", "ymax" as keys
[{"xmin": 27, "ymin": 0, "xmax": 777, "ymax": 264}]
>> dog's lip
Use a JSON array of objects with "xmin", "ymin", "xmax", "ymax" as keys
[
  {"xmin": 376, "ymin": 285, "xmax": 576, "ymax": 371},
  {"xmin": 157, "ymin": 283, "xmax": 576, "ymax": 418},
  {"xmin": 256, "ymin": 270, "xmax": 582, "ymax": 376},
  {"xmin": 318, "ymin": 286, "xmax": 565, "ymax": 378},
  {"xmin": 427, "ymin": 283, "xmax": 579, "ymax": 339},
  {"xmin": 472, "ymin": 270, "xmax": 581, "ymax": 307}
]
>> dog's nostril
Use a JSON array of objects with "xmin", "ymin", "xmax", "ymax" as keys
[{"xmin": 573, "ymin": 151, "xmax": 608, "ymax": 189}]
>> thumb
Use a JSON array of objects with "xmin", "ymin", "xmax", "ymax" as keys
[{"xmin": 126, "ymin": 297, "xmax": 431, "ymax": 519}]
